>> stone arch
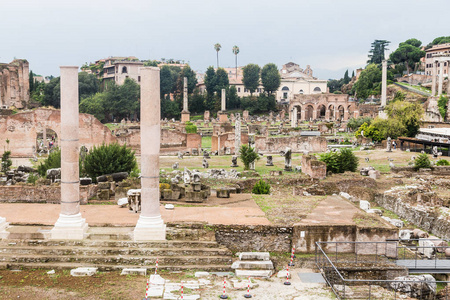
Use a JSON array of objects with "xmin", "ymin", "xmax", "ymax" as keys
[
  {"xmin": 122, "ymin": 66, "xmax": 128, "ymax": 74},
  {"xmin": 317, "ymin": 104, "xmax": 326, "ymax": 119},
  {"xmin": 313, "ymin": 87, "xmax": 321, "ymax": 93},
  {"xmin": 328, "ymin": 105, "xmax": 335, "ymax": 120},
  {"xmin": 347, "ymin": 105, "xmax": 353, "ymax": 120},
  {"xmin": 36, "ymin": 128, "xmax": 58, "ymax": 155},
  {"xmin": 337, "ymin": 105, "xmax": 345, "ymax": 121},
  {"xmin": 282, "ymin": 86, "xmax": 289, "ymax": 100},
  {"xmin": 305, "ymin": 105, "xmax": 314, "ymax": 121},
  {"xmin": 299, "ymin": 89, "xmax": 304, "ymax": 94},
  {"xmin": 282, "ymin": 86, "xmax": 290, "ymax": 91}
]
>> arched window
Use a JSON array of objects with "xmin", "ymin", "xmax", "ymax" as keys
[
  {"xmin": 313, "ymin": 87, "xmax": 321, "ymax": 92},
  {"xmin": 122, "ymin": 66, "xmax": 128, "ymax": 74},
  {"xmin": 299, "ymin": 89, "xmax": 304, "ymax": 94},
  {"xmin": 281, "ymin": 86, "xmax": 290, "ymax": 91}
]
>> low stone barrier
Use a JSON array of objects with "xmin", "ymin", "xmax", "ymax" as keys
[{"xmin": 0, "ymin": 185, "xmax": 96, "ymax": 204}]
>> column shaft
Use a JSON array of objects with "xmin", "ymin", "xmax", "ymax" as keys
[
  {"xmin": 221, "ymin": 89, "xmax": 226, "ymax": 111},
  {"xmin": 381, "ymin": 60, "xmax": 387, "ymax": 106},
  {"xmin": 438, "ymin": 61, "xmax": 444, "ymax": 96},
  {"xmin": 432, "ymin": 61, "xmax": 437, "ymax": 96},
  {"xmin": 183, "ymin": 77, "xmax": 188, "ymax": 112}
]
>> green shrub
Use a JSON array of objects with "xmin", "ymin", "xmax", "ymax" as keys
[
  {"xmin": 319, "ymin": 148, "xmax": 359, "ymax": 173},
  {"xmin": 37, "ymin": 148, "xmax": 61, "ymax": 177},
  {"xmin": 27, "ymin": 173, "xmax": 39, "ymax": 185},
  {"xmin": 1, "ymin": 151, "xmax": 12, "ymax": 173},
  {"xmin": 252, "ymin": 179, "xmax": 270, "ymax": 194},
  {"xmin": 84, "ymin": 143, "xmax": 137, "ymax": 181},
  {"xmin": 436, "ymin": 159, "xmax": 450, "ymax": 166},
  {"xmin": 239, "ymin": 144, "xmax": 260, "ymax": 170},
  {"xmin": 185, "ymin": 121, "xmax": 198, "ymax": 134},
  {"xmin": 414, "ymin": 153, "xmax": 431, "ymax": 170}
]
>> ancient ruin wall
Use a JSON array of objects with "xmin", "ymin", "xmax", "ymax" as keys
[
  {"xmin": 0, "ymin": 59, "xmax": 30, "ymax": 109},
  {"xmin": 255, "ymin": 136, "xmax": 327, "ymax": 153},
  {"xmin": 0, "ymin": 185, "xmax": 96, "ymax": 204},
  {"xmin": 0, "ymin": 108, "xmax": 117, "ymax": 157}
]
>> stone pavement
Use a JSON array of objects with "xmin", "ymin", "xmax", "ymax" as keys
[{"xmin": 0, "ymin": 197, "xmax": 270, "ymax": 226}]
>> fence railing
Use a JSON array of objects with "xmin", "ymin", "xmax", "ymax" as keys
[{"xmin": 315, "ymin": 241, "xmax": 450, "ymax": 299}]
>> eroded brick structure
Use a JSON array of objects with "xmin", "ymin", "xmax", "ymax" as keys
[{"xmin": 0, "ymin": 59, "xmax": 30, "ymax": 109}]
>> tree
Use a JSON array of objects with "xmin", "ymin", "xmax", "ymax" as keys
[
  {"xmin": 427, "ymin": 36, "xmax": 450, "ymax": 48},
  {"xmin": 347, "ymin": 116, "xmax": 373, "ymax": 131},
  {"xmin": 261, "ymin": 63, "xmax": 281, "ymax": 94},
  {"xmin": 189, "ymin": 88, "xmax": 206, "ymax": 114},
  {"xmin": 29, "ymin": 71, "xmax": 35, "ymax": 94},
  {"xmin": 343, "ymin": 70, "xmax": 350, "ymax": 84},
  {"xmin": 83, "ymin": 143, "xmax": 137, "ymax": 182},
  {"xmin": 385, "ymin": 100, "xmax": 423, "ymax": 137},
  {"xmin": 215, "ymin": 68, "xmax": 229, "ymax": 94},
  {"xmin": 227, "ymin": 86, "xmax": 240, "ymax": 109},
  {"xmin": 78, "ymin": 72, "xmax": 100, "ymax": 101},
  {"xmin": 232, "ymin": 45, "xmax": 239, "ymax": 79},
  {"xmin": 37, "ymin": 148, "xmax": 61, "ymax": 177},
  {"xmin": 103, "ymin": 78, "xmax": 140, "ymax": 121},
  {"xmin": 204, "ymin": 66, "xmax": 217, "ymax": 96},
  {"xmin": 160, "ymin": 65, "xmax": 181, "ymax": 99},
  {"xmin": 367, "ymin": 40, "xmax": 390, "ymax": 64},
  {"xmin": 353, "ymin": 64, "xmax": 382, "ymax": 100},
  {"xmin": 43, "ymin": 77, "xmax": 61, "ymax": 108},
  {"xmin": 1, "ymin": 151, "xmax": 12, "ymax": 174},
  {"xmin": 319, "ymin": 148, "xmax": 359, "ymax": 174},
  {"xmin": 239, "ymin": 144, "xmax": 259, "ymax": 170},
  {"xmin": 351, "ymin": 70, "xmax": 355, "ymax": 78},
  {"xmin": 79, "ymin": 93, "xmax": 107, "ymax": 122},
  {"xmin": 390, "ymin": 39, "xmax": 425, "ymax": 74},
  {"xmin": 414, "ymin": 153, "xmax": 431, "ymax": 170},
  {"xmin": 242, "ymin": 64, "xmax": 261, "ymax": 96},
  {"xmin": 438, "ymin": 95, "xmax": 448, "ymax": 120},
  {"xmin": 327, "ymin": 79, "xmax": 344, "ymax": 93},
  {"xmin": 175, "ymin": 65, "xmax": 198, "ymax": 96},
  {"xmin": 214, "ymin": 43, "xmax": 221, "ymax": 68}
]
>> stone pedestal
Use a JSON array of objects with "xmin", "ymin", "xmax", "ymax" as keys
[
  {"xmin": 134, "ymin": 67, "xmax": 166, "ymax": 241},
  {"xmin": 181, "ymin": 111, "xmax": 190, "ymax": 123},
  {"xmin": 0, "ymin": 217, "xmax": 10, "ymax": 239},
  {"xmin": 50, "ymin": 66, "xmax": 88, "ymax": 240},
  {"xmin": 218, "ymin": 112, "xmax": 228, "ymax": 123}
]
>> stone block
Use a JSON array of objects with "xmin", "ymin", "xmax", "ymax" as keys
[
  {"xmin": 195, "ymin": 271, "xmax": 210, "ymax": 278},
  {"xmin": 368, "ymin": 169, "xmax": 380, "ymax": 179},
  {"xmin": 216, "ymin": 188, "xmax": 230, "ymax": 198},
  {"xmin": 70, "ymin": 267, "xmax": 97, "ymax": 276},
  {"xmin": 145, "ymin": 285, "xmax": 164, "ymax": 298},
  {"xmin": 359, "ymin": 200, "xmax": 370, "ymax": 211},
  {"xmin": 239, "ymin": 252, "xmax": 270, "ymax": 261},
  {"xmin": 162, "ymin": 189, "xmax": 181, "ymax": 201},
  {"xmin": 276, "ymin": 270, "xmax": 291, "ymax": 279},
  {"xmin": 235, "ymin": 269, "xmax": 273, "ymax": 278},
  {"xmin": 418, "ymin": 239, "xmax": 435, "ymax": 258},
  {"xmin": 185, "ymin": 191, "xmax": 207, "ymax": 203},
  {"xmin": 231, "ymin": 261, "xmax": 273, "ymax": 270},
  {"xmin": 150, "ymin": 274, "xmax": 166, "ymax": 285},
  {"xmin": 117, "ymin": 197, "xmax": 128, "ymax": 207},
  {"xmin": 399, "ymin": 229, "xmax": 412, "ymax": 241},
  {"xmin": 413, "ymin": 229, "xmax": 429, "ymax": 239},
  {"xmin": 121, "ymin": 268, "xmax": 146, "ymax": 276},
  {"xmin": 97, "ymin": 182, "xmax": 110, "ymax": 190},
  {"xmin": 97, "ymin": 189, "xmax": 110, "ymax": 200},
  {"xmin": 80, "ymin": 177, "xmax": 92, "ymax": 185}
]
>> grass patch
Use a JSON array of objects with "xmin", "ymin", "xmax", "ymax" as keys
[
  {"xmin": 353, "ymin": 212, "xmax": 386, "ymax": 227},
  {"xmin": 201, "ymin": 136, "xmax": 211, "ymax": 149}
]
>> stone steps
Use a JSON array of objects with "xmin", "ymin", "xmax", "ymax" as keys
[
  {"xmin": 0, "ymin": 261, "xmax": 232, "ymax": 272},
  {"xmin": 0, "ymin": 239, "xmax": 221, "ymax": 249},
  {"xmin": 0, "ymin": 253, "xmax": 232, "ymax": 265},
  {"xmin": 0, "ymin": 245, "xmax": 231, "ymax": 256}
]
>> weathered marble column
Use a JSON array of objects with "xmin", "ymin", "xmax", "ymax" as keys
[
  {"xmin": 432, "ymin": 61, "xmax": 437, "ymax": 97},
  {"xmin": 221, "ymin": 89, "xmax": 226, "ymax": 111},
  {"xmin": 291, "ymin": 107, "xmax": 297, "ymax": 127},
  {"xmin": 0, "ymin": 217, "xmax": 9, "ymax": 239},
  {"xmin": 134, "ymin": 67, "xmax": 166, "ymax": 241},
  {"xmin": 235, "ymin": 113, "xmax": 241, "ymax": 154},
  {"xmin": 181, "ymin": 77, "xmax": 190, "ymax": 122},
  {"xmin": 381, "ymin": 60, "xmax": 387, "ymax": 106},
  {"xmin": 50, "ymin": 66, "xmax": 88, "ymax": 240},
  {"xmin": 438, "ymin": 61, "xmax": 444, "ymax": 96}
]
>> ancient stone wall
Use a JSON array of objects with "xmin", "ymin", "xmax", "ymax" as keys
[
  {"xmin": 0, "ymin": 108, "xmax": 117, "ymax": 157},
  {"xmin": 211, "ymin": 133, "xmax": 248, "ymax": 152},
  {"xmin": 0, "ymin": 59, "xmax": 29, "ymax": 109},
  {"xmin": 186, "ymin": 133, "xmax": 202, "ymax": 150},
  {"xmin": 301, "ymin": 155, "xmax": 327, "ymax": 179},
  {"xmin": 255, "ymin": 136, "xmax": 327, "ymax": 153},
  {"xmin": 0, "ymin": 185, "xmax": 96, "ymax": 204},
  {"xmin": 358, "ymin": 104, "xmax": 380, "ymax": 119}
]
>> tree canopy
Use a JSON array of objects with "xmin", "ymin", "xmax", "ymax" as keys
[
  {"xmin": 367, "ymin": 40, "xmax": 390, "ymax": 64},
  {"xmin": 242, "ymin": 64, "xmax": 261, "ymax": 95},
  {"xmin": 389, "ymin": 39, "xmax": 425, "ymax": 73},
  {"xmin": 261, "ymin": 63, "xmax": 281, "ymax": 94}
]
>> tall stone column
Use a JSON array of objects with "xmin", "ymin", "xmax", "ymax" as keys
[
  {"xmin": 50, "ymin": 66, "xmax": 88, "ymax": 240},
  {"xmin": 181, "ymin": 77, "xmax": 190, "ymax": 122},
  {"xmin": 432, "ymin": 61, "xmax": 437, "ymax": 97},
  {"xmin": 134, "ymin": 67, "xmax": 166, "ymax": 241},
  {"xmin": 218, "ymin": 89, "xmax": 228, "ymax": 122},
  {"xmin": 381, "ymin": 60, "xmax": 387, "ymax": 107},
  {"xmin": 234, "ymin": 113, "xmax": 241, "ymax": 154},
  {"xmin": 0, "ymin": 217, "xmax": 9, "ymax": 239},
  {"xmin": 438, "ymin": 61, "xmax": 444, "ymax": 96},
  {"xmin": 291, "ymin": 107, "xmax": 297, "ymax": 127},
  {"xmin": 221, "ymin": 89, "xmax": 226, "ymax": 112}
]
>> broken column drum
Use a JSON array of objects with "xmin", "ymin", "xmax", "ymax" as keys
[
  {"xmin": 50, "ymin": 66, "xmax": 88, "ymax": 240},
  {"xmin": 134, "ymin": 67, "xmax": 166, "ymax": 241}
]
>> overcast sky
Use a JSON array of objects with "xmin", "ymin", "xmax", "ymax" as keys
[{"xmin": 1, "ymin": 0, "xmax": 448, "ymax": 80}]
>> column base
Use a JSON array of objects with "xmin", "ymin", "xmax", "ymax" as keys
[
  {"xmin": 0, "ymin": 217, "xmax": 10, "ymax": 239},
  {"xmin": 378, "ymin": 110, "xmax": 388, "ymax": 119},
  {"xmin": 218, "ymin": 112, "xmax": 228, "ymax": 123},
  {"xmin": 134, "ymin": 215, "xmax": 166, "ymax": 241},
  {"xmin": 50, "ymin": 213, "xmax": 88, "ymax": 240},
  {"xmin": 181, "ymin": 112, "xmax": 190, "ymax": 123}
]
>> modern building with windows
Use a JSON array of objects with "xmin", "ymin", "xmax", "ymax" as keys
[
  {"xmin": 197, "ymin": 62, "xmax": 327, "ymax": 102},
  {"xmin": 424, "ymin": 44, "xmax": 450, "ymax": 77}
]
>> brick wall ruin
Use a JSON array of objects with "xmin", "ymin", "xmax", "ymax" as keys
[{"xmin": 0, "ymin": 59, "xmax": 30, "ymax": 109}]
